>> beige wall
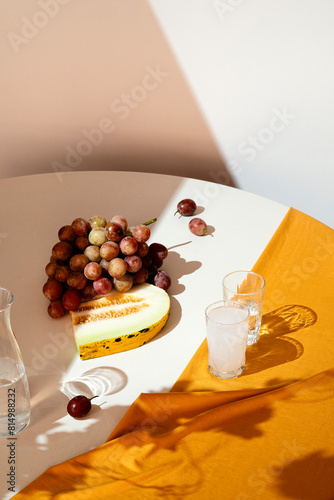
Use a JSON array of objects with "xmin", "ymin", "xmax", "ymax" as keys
[{"xmin": 1, "ymin": 0, "xmax": 231, "ymax": 184}]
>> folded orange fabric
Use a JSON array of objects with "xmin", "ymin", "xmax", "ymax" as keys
[{"xmin": 13, "ymin": 208, "xmax": 334, "ymax": 499}]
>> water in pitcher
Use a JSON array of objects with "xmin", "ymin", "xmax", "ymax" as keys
[{"xmin": 0, "ymin": 358, "xmax": 30, "ymax": 436}]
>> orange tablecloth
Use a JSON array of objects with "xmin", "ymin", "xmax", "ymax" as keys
[{"xmin": 14, "ymin": 208, "xmax": 334, "ymax": 499}]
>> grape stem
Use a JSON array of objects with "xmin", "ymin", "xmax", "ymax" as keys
[
  {"xmin": 126, "ymin": 218, "xmax": 157, "ymax": 236},
  {"xmin": 142, "ymin": 218, "xmax": 157, "ymax": 226}
]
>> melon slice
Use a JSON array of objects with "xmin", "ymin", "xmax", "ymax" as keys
[{"xmin": 70, "ymin": 283, "xmax": 170, "ymax": 360}]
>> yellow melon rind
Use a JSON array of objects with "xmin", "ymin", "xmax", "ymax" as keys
[{"xmin": 78, "ymin": 309, "xmax": 170, "ymax": 360}]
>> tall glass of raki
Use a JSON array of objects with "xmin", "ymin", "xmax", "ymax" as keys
[
  {"xmin": 0, "ymin": 288, "xmax": 30, "ymax": 436},
  {"xmin": 205, "ymin": 300, "xmax": 249, "ymax": 379}
]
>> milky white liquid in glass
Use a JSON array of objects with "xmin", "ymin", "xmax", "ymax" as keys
[{"xmin": 207, "ymin": 306, "xmax": 249, "ymax": 374}]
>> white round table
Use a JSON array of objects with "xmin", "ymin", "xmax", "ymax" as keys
[{"xmin": 0, "ymin": 171, "xmax": 288, "ymax": 497}]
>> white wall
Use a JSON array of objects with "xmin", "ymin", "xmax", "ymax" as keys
[{"xmin": 148, "ymin": 0, "xmax": 334, "ymax": 228}]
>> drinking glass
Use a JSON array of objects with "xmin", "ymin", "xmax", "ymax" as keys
[
  {"xmin": 223, "ymin": 271, "xmax": 265, "ymax": 345},
  {"xmin": 205, "ymin": 300, "xmax": 249, "ymax": 379}
]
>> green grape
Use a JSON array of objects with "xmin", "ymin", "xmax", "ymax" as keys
[
  {"xmin": 88, "ymin": 228, "xmax": 108, "ymax": 246},
  {"xmin": 84, "ymin": 245, "xmax": 101, "ymax": 262},
  {"xmin": 89, "ymin": 215, "xmax": 107, "ymax": 229}
]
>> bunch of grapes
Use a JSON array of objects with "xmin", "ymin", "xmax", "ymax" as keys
[{"xmin": 43, "ymin": 215, "xmax": 171, "ymax": 319}]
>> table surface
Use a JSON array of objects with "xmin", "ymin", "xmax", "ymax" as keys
[{"xmin": 0, "ymin": 171, "xmax": 289, "ymax": 497}]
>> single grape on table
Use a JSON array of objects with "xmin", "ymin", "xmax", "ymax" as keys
[
  {"xmin": 67, "ymin": 395, "xmax": 98, "ymax": 418},
  {"xmin": 189, "ymin": 218, "xmax": 208, "ymax": 236},
  {"xmin": 175, "ymin": 198, "xmax": 197, "ymax": 217}
]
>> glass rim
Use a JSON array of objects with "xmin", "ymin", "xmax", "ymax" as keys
[
  {"xmin": 222, "ymin": 270, "xmax": 266, "ymax": 295},
  {"xmin": 205, "ymin": 300, "xmax": 249, "ymax": 326},
  {"xmin": 0, "ymin": 287, "xmax": 14, "ymax": 312}
]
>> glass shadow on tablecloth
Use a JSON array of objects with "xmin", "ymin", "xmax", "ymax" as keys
[
  {"xmin": 243, "ymin": 304, "xmax": 317, "ymax": 376},
  {"xmin": 60, "ymin": 366, "xmax": 128, "ymax": 400}
]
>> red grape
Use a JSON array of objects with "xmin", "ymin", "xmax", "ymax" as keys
[
  {"xmin": 113, "ymin": 273, "xmax": 133, "ymax": 292},
  {"xmin": 189, "ymin": 218, "xmax": 207, "ymax": 236},
  {"xmin": 43, "ymin": 280, "xmax": 63, "ymax": 301},
  {"xmin": 62, "ymin": 289, "xmax": 81, "ymax": 311},
  {"xmin": 93, "ymin": 277, "xmax": 112, "ymax": 295},
  {"xmin": 48, "ymin": 300, "xmax": 66, "ymax": 319},
  {"xmin": 100, "ymin": 241, "xmax": 119, "ymax": 261},
  {"xmin": 132, "ymin": 224, "xmax": 151, "ymax": 243},
  {"xmin": 110, "ymin": 215, "xmax": 128, "ymax": 233},
  {"xmin": 105, "ymin": 222, "xmax": 124, "ymax": 242},
  {"xmin": 124, "ymin": 255, "xmax": 142, "ymax": 273},
  {"xmin": 154, "ymin": 271, "xmax": 171, "ymax": 290},
  {"xmin": 45, "ymin": 261, "xmax": 58, "ymax": 278},
  {"xmin": 58, "ymin": 225, "xmax": 76, "ymax": 243},
  {"xmin": 108, "ymin": 258, "xmax": 127, "ymax": 279},
  {"xmin": 52, "ymin": 241, "xmax": 73, "ymax": 261},
  {"xmin": 99, "ymin": 258, "xmax": 110, "ymax": 271},
  {"xmin": 133, "ymin": 267, "xmax": 148, "ymax": 284},
  {"xmin": 141, "ymin": 254, "xmax": 153, "ymax": 267},
  {"xmin": 71, "ymin": 218, "xmax": 91, "ymax": 236},
  {"xmin": 67, "ymin": 272, "xmax": 87, "ymax": 290},
  {"xmin": 84, "ymin": 245, "xmax": 101, "ymax": 262},
  {"xmin": 175, "ymin": 198, "xmax": 197, "ymax": 217},
  {"xmin": 136, "ymin": 242, "xmax": 149, "ymax": 257},
  {"xmin": 70, "ymin": 254, "xmax": 89, "ymax": 272},
  {"xmin": 119, "ymin": 236, "xmax": 138, "ymax": 256},
  {"xmin": 80, "ymin": 282, "xmax": 96, "ymax": 301},
  {"xmin": 75, "ymin": 235, "xmax": 90, "ymax": 252},
  {"xmin": 54, "ymin": 265, "xmax": 71, "ymax": 282},
  {"xmin": 149, "ymin": 243, "xmax": 168, "ymax": 261},
  {"xmin": 84, "ymin": 262, "xmax": 102, "ymax": 280},
  {"xmin": 67, "ymin": 395, "xmax": 98, "ymax": 418},
  {"xmin": 152, "ymin": 257, "xmax": 163, "ymax": 268}
]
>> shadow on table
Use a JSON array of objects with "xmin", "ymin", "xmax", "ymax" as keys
[
  {"xmin": 243, "ymin": 304, "xmax": 317, "ymax": 376},
  {"xmin": 274, "ymin": 450, "xmax": 334, "ymax": 499},
  {"xmin": 164, "ymin": 249, "xmax": 202, "ymax": 296}
]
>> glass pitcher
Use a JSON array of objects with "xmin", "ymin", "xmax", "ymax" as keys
[{"xmin": 0, "ymin": 287, "xmax": 30, "ymax": 436}]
